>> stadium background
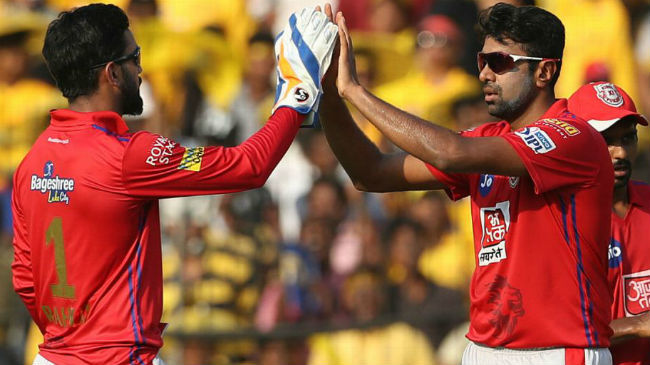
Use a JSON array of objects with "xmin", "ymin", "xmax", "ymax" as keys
[{"xmin": 0, "ymin": 0, "xmax": 649, "ymax": 364}]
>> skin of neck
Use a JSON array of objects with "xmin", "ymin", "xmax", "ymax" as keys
[
  {"xmin": 612, "ymin": 184, "xmax": 630, "ymax": 218},
  {"xmin": 68, "ymin": 78, "xmax": 121, "ymax": 114},
  {"xmin": 509, "ymin": 88, "xmax": 556, "ymax": 130}
]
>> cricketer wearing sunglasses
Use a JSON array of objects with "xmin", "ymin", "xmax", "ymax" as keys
[
  {"xmin": 568, "ymin": 82, "xmax": 650, "ymax": 365},
  {"xmin": 11, "ymin": 4, "xmax": 337, "ymax": 365},
  {"xmin": 320, "ymin": 3, "xmax": 614, "ymax": 364}
]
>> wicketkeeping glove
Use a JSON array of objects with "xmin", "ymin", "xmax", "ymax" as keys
[{"xmin": 272, "ymin": 8, "xmax": 338, "ymax": 128}]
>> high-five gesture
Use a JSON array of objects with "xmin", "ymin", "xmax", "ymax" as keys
[{"xmin": 272, "ymin": 7, "xmax": 338, "ymax": 127}]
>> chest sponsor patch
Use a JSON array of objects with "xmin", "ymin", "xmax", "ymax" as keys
[
  {"xmin": 478, "ymin": 201, "xmax": 510, "ymax": 266},
  {"xmin": 146, "ymin": 135, "xmax": 176, "ymax": 166},
  {"xmin": 608, "ymin": 238, "xmax": 623, "ymax": 268},
  {"xmin": 515, "ymin": 127, "xmax": 556, "ymax": 154},
  {"xmin": 178, "ymin": 147, "xmax": 205, "ymax": 172},
  {"xmin": 624, "ymin": 269, "xmax": 650, "ymax": 316},
  {"xmin": 30, "ymin": 161, "xmax": 74, "ymax": 204},
  {"xmin": 538, "ymin": 119, "xmax": 581, "ymax": 137},
  {"xmin": 479, "ymin": 174, "xmax": 494, "ymax": 197}
]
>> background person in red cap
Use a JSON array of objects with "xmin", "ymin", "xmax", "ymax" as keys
[
  {"xmin": 568, "ymin": 82, "xmax": 650, "ymax": 365},
  {"xmin": 374, "ymin": 14, "xmax": 480, "ymax": 129}
]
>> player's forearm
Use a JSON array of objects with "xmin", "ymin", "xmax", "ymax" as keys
[
  {"xmin": 234, "ymin": 107, "xmax": 303, "ymax": 188},
  {"xmin": 342, "ymin": 85, "xmax": 462, "ymax": 172},
  {"xmin": 12, "ymin": 272, "xmax": 37, "ymax": 319},
  {"xmin": 610, "ymin": 314, "xmax": 650, "ymax": 344},
  {"xmin": 320, "ymin": 90, "xmax": 391, "ymax": 191}
]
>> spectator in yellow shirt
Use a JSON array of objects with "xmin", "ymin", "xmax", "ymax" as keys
[{"xmin": 374, "ymin": 14, "xmax": 480, "ymax": 129}]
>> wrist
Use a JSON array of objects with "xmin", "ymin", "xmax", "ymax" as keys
[{"xmin": 340, "ymin": 83, "xmax": 364, "ymax": 101}]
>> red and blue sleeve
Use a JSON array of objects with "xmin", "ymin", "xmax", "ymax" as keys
[
  {"xmin": 121, "ymin": 108, "xmax": 303, "ymax": 197},
  {"xmin": 501, "ymin": 119, "xmax": 605, "ymax": 194}
]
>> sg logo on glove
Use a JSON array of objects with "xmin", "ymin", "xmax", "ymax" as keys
[{"xmin": 294, "ymin": 88, "xmax": 310, "ymax": 103}]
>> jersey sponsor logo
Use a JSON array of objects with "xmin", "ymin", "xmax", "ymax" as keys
[
  {"xmin": 486, "ymin": 275, "xmax": 525, "ymax": 338},
  {"xmin": 146, "ymin": 135, "xmax": 176, "ymax": 166},
  {"xmin": 515, "ymin": 127, "xmax": 556, "ymax": 154},
  {"xmin": 479, "ymin": 174, "xmax": 494, "ymax": 197},
  {"xmin": 47, "ymin": 137, "xmax": 69, "ymax": 144},
  {"xmin": 624, "ymin": 269, "xmax": 650, "ymax": 316},
  {"xmin": 608, "ymin": 238, "xmax": 623, "ymax": 268},
  {"xmin": 30, "ymin": 161, "xmax": 74, "ymax": 204},
  {"xmin": 538, "ymin": 118, "xmax": 581, "ymax": 137},
  {"xmin": 178, "ymin": 147, "xmax": 205, "ymax": 171},
  {"xmin": 478, "ymin": 201, "xmax": 510, "ymax": 266},
  {"xmin": 595, "ymin": 83, "xmax": 624, "ymax": 107}
]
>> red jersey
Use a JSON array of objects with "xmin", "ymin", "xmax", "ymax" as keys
[
  {"xmin": 427, "ymin": 99, "xmax": 613, "ymax": 348},
  {"xmin": 608, "ymin": 181, "xmax": 650, "ymax": 365},
  {"xmin": 12, "ymin": 108, "xmax": 302, "ymax": 364}
]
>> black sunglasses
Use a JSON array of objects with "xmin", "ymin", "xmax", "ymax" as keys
[
  {"xmin": 90, "ymin": 46, "xmax": 141, "ymax": 70},
  {"xmin": 477, "ymin": 51, "xmax": 560, "ymax": 75}
]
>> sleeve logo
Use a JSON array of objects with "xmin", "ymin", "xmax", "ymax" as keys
[
  {"xmin": 478, "ymin": 201, "xmax": 510, "ymax": 266},
  {"xmin": 30, "ymin": 161, "xmax": 75, "ymax": 204},
  {"xmin": 623, "ymin": 269, "xmax": 650, "ymax": 316},
  {"xmin": 146, "ymin": 136, "xmax": 176, "ymax": 166},
  {"xmin": 515, "ymin": 127, "xmax": 556, "ymax": 154},
  {"xmin": 178, "ymin": 147, "xmax": 205, "ymax": 171}
]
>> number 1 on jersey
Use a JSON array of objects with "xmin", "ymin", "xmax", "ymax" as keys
[{"xmin": 45, "ymin": 217, "xmax": 75, "ymax": 299}]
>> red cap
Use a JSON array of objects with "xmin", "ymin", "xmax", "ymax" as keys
[
  {"xmin": 417, "ymin": 15, "xmax": 462, "ymax": 44},
  {"xmin": 567, "ymin": 81, "xmax": 647, "ymax": 132}
]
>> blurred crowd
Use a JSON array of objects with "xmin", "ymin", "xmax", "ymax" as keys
[{"xmin": 1, "ymin": 0, "xmax": 650, "ymax": 364}]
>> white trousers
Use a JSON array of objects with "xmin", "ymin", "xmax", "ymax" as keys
[
  {"xmin": 34, "ymin": 353, "xmax": 166, "ymax": 365},
  {"xmin": 462, "ymin": 342, "xmax": 612, "ymax": 365}
]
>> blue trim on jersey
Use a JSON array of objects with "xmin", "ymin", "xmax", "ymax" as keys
[
  {"xmin": 570, "ymin": 195, "xmax": 599, "ymax": 345},
  {"xmin": 289, "ymin": 14, "xmax": 320, "ymax": 87},
  {"xmin": 134, "ymin": 205, "xmax": 149, "ymax": 347},
  {"xmin": 128, "ymin": 206, "xmax": 149, "ymax": 365},
  {"xmin": 559, "ymin": 197, "xmax": 570, "ymax": 248},
  {"xmin": 92, "ymin": 124, "xmax": 131, "ymax": 142},
  {"xmin": 560, "ymin": 196, "xmax": 593, "ymax": 346}
]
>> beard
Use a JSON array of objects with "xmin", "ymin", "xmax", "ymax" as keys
[
  {"xmin": 486, "ymin": 74, "xmax": 536, "ymax": 121},
  {"xmin": 120, "ymin": 66, "xmax": 143, "ymax": 116},
  {"xmin": 613, "ymin": 159, "xmax": 632, "ymax": 189}
]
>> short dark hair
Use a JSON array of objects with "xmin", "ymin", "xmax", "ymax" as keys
[
  {"xmin": 42, "ymin": 4, "xmax": 130, "ymax": 101},
  {"xmin": 478, "ymin": 2, "xmax": 564, "ymax": 86}
]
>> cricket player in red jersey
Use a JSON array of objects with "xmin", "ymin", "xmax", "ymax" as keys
[
  {"xmin": 319, "ymin": 3, "xmax": 613, "ymax": 364},
  {"xmin": 567, "ymin": 82, "xmax": 650, "ymax": 365},
  {"xmin": 11, "ymin": 4, "xmax": 337, "ymax": 364}
]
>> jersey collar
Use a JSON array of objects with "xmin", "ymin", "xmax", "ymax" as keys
[
  {"xmin": 628, "ymin": 181, "xmax": 650, "ymax": 209},
  {"xmin": 539, "ymin": 98, "xmax": 569, "ymax": 120},
  {"xmin": 50, "ymin": 109, "xmax": 130, "ymax": 135}
]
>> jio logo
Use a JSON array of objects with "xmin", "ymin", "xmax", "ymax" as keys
[
  {"xmin": 479, "ymin": 174, "xmax": 494, "ymax": 197},
  {"xmin": 608, "ymin": 238, "xmax": 623, "ymax": 268}
]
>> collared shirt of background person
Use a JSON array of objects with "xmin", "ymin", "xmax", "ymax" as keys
[
  {"xmin": 11, "ymin": 4, "xmax": 337, "ymax": 365},
  {"xmin": 319, "ymin": 3, "xmax": 613, "ymax": 365},
  {"xmin": 567, "ymin": 82, "xmax": 650, "ymax": 365}
]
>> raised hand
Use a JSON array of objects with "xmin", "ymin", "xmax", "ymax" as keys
[
  {"xmin": 333, "ymin": 11, "xmax": 361, "ymax": 99},
  {"xmin": 272, "ymin": 7, "xmax": 338, "ymax": 127}
]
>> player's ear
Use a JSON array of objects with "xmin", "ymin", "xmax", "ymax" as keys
[
  {"xmin": 104, "ymin": 62, "xmax": 121, "ymax": 88},
  {"xmin": 535, "ymin": 60, "xmax": 557, "ymax": 88}
]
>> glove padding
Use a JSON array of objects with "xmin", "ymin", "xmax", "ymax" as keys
[{"xmin": 272, "ymin": 8, "xmax": 338, "ymax": 127}]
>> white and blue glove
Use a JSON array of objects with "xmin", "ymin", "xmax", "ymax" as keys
[{"xmin": 272, "ymin": 7, "xmax": 338, "ymax": 128}]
